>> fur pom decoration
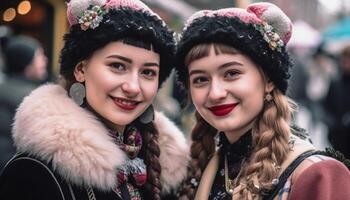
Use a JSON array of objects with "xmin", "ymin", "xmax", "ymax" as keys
[
  {"xmin": 67, "ymin": 0, "xmax": 163, "ymax": 28},
  {"xmin": 247, "ymin": 2, "xmax": 292, "ymax": 44}
]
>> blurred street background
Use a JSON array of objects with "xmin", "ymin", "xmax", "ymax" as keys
[{"xmin": 1, "ymin": 0, "xmax": 350, "ymax": 168}]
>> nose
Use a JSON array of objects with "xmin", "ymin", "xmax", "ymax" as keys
[
  {"xmin": 121, "ymin": 73, "xmax": 141, "ymax": 97},
  {"xmin": 208, "ymin": 78, "xmax": 227, "ymax": 102}
]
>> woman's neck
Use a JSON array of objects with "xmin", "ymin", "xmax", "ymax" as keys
[
  {"xmin": 83, "ymin": 102, "xmax": 126, "ymax": 133},
  {"xmin": 224, "ymin": 120, "xmax": 255, "ymax": 144}
]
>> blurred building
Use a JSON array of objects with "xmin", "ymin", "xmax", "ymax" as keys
[{"xmin": 1, "ymin": 0, "xmax": 67, "ymax": 79}]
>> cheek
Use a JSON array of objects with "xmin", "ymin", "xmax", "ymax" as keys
[
  {"xmin": 238, "ymin": 79, "xmax": 265, "ymax": 110},
  {"xmin": 85, "ymin": 69, "xmax": 116, "ymax": 94},
  {"xmin": 140, "ymin": 81, "xmax": 158, "ymax": 100},
  {"xmin": 190, "ymin": 86, "xmax": 206, "ymax": 108}
]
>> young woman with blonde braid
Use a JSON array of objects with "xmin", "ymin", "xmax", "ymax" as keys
[
  {"xmin": 176, "ymin": 2, "xmax": 350, "ymax": 200},
  {"xmin": 0, "ymin": 0, "xmax": 189, "ymax": 199}
]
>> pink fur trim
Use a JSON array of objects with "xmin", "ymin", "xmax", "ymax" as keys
[
  {"xmin": 155, "ymin": 112, "xmax": 190, "ymax": 193},
  {"xmin": 13, "ymin": 84, "xmax": 125, "ymax": 190},
  {"xmin": 12, "ymin": 84, "xmax": 188, "ymax": 192}
]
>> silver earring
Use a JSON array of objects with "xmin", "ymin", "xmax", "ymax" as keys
[
  {"xmin": 69, "ymin": 82, "xmax": 86, "ymax": 106},
  {"xmin": 139, "ymin": 105, "xmax": 154, "ymax": 124}
]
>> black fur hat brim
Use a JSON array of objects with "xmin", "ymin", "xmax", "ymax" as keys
[
  {"xmin": 60, "ymin": 8, "xmax": 176, "ymax": 87},
  {"xmin": 176, "ymin": 16, "xmax": 292, "ymax": 94}
]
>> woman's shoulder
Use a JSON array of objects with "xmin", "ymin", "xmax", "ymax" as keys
[
  {"xmin": 12, "ymin": 83, "xmax": 125, "ymax": 191},
  {"xmin": 291, "ymin": 154, "xmax": 349, "ymax": 181},
  {"xmin": 287, "ymin": 155, "xmax": 350, "ymax": 200},
  {"xmin": 153, "ymin": 111, "xmax": 190, "ymax": 193}
]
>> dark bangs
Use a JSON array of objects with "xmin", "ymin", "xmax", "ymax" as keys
[
  {"xmin": 122, "ymin": 37, "xmax": 155, "ymax": 53},
  {"xmin": 185, "ymin": 43, "xmax": 239, "ymax": 66}
]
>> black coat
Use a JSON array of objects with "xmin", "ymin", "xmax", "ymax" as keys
[
  {"xmin": 0, "ymin": 153, "xmax": 123, "ymax": 200},
  {"xmin": 324, "ymin": 74, "xmax": 350, "ymax": 158}
]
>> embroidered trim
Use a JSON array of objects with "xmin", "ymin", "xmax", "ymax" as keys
[
  {"xmin": 254, "ymin": 21, "xmax": 284, "ymax": 52},
  {"xmin": 78, "ymin": 5, "xmax": 107, "ymax": 31}
]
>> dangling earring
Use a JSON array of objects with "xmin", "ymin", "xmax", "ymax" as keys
[
  {"xmin": 69, "ymin": 82, "xmax": 86, "ymax": 106},
  {"xmin": 265, "ymin": 93, "xmax": 273, "ymax": 102},
  {"xmin": 139, "ymin": 105, "xmax": 155, "ymax": 124}
]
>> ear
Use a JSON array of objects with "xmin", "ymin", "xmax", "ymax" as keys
[
  {"xmin": 73, "ymin": 61, "xmax": 86, "ymax": 82},
  {"xmin": 265, "ymin": 81, "xmax": 275, "ymax": 93}
]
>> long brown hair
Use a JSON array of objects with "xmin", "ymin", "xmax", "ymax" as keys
[{"xmin": 179, "ymin": 43, "xmax": 295, "ymax": 200}]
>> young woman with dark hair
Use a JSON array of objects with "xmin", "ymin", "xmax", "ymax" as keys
[{"xmin": 0, "ymin": 0, "xmax": 189, "ymax": 199}]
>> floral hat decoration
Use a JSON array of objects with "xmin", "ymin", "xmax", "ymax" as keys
[
  {"xmin": 176, "ymin": 2, "xmax": 293, "ymax": 94},
  {"xmin": 60, "ymin": 0, "xmax": 176, "ymax": 87}
]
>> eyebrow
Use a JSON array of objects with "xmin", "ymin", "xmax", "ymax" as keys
[
  {"xmin": 144, "ymin": 62, "xmax": 159, "ymax": 67},
  {"xmin": 106, "ymin": 54, "xmax": 159, "ymax": 67},
  {"xmin": 189, "ymin": 61, "xmax": 243, "ymax": 76},
  {"xmin": 107, "ymin": 55, "xmax": 132, "ymax": 64}
]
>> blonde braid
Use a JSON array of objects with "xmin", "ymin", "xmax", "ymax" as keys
[{"xmin": 232, "ymin": 89, "xmax": 296, "ymax": 199}]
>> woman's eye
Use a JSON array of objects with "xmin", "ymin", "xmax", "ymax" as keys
[
  {"xmin": 192, "ymin": 76, "xmax": 208, "ymax": 85},
  {"xmin": 225, "ymin": 70, "xmax": 239, "ymax": 79},
  {"xmin": 141, "ymin": 69, "xmax": 157, "ymax": 79},
  {"xmin": 110, "ymin": 63, "xmax": 126, "ymax": 71}
]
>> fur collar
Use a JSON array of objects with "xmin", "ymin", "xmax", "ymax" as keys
[{"xmin": 12, "ymin": 84, "xmax": 189, "ymax": 193}]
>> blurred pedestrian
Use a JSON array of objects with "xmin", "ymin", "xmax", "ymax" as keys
[
  {"xmin": 0, "ymin": 35, "xmax": 48, "ymax": 170},
  {"xmin": 324, "ymin": 45, "xmax": 350, "ymax": 158}
]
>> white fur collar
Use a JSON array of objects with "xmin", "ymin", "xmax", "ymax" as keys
[{"xmin": 12, "ymin": 84, "xmax": 189, "ymax": 193}]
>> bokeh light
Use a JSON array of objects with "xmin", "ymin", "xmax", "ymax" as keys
[
  {"xmin": 3, "ymin": 8, "xmax": 16, "ymax": 22},
  {"xmin": 18, "ymin": 1, "xmax": 32, "ymax": 15}
]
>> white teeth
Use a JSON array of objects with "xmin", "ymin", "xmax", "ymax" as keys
[{"xmin": 116, "ymin": 99, "xmax": 137, "ymax": 106}]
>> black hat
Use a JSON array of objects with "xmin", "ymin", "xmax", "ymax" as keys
[
  {"xmin": 4, "ymin": 35, "xmax": 39, "ymax": 74},
  {"xmin": 176, "ymin": 3, "xmax": 293, "ymax": 94},
  {"xmin": 60, "ymin": 0, "xmax": 176, "ymax": 87}
]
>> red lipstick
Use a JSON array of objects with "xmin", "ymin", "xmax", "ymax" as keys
[
  {"xmin": 112, "ymin": 97, "xmax": 139, "ymax": 111},
  {"xmin": 208, "ymin": 103, "xmax": 238, "ymax": 116}
]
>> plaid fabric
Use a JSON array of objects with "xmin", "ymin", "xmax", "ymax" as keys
[{"xmin": 115, "ymin": 183, "xmax": 142, "ymax": 200}]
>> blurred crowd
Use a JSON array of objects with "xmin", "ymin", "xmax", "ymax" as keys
[
  {"xmin": 0, "ymin": 26, "xmax": 48, "ymax": 169},
  {"xmin": 287, "ymin": 41, "xmax": 350, "ymax": 157}
]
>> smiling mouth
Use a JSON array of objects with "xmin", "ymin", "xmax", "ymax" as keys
[
  {"xmin": 208, "ymin": 103, "xmax": 238, "ymax": 116},
  {"xmin": 111, "ymin": 96, "xmax": 141, "ymax": 111}
]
